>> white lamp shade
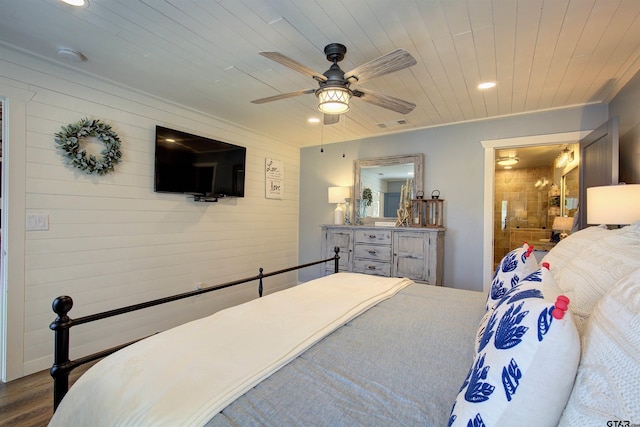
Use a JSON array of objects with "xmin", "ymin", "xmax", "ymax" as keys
[
  {"xmin": 317, "ymin": 87, "xmax": 350, "ymax": 114},
  {"xmin": 552, "ymin": 216, "xmax": 574, "ymax": 231},
  {"xmin": 328, "ymin": 186, "xmax": 350, "ymax": 204},
  {"xmin": 587, "ymin": 184, "xmax": 640, "ymax": 225}
]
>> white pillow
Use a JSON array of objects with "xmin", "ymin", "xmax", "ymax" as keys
[
  {"xmin": 558, "ymin": 269, "xmax": 640, "ymax": 425},
  {"xmin": 541, "ymin": 224, "xmax": 608, "ymax": 279},
  {"xmin": 452, "ymin": 270, "xmax": 580, "ymax": 427},
  {"xmin": 486, "ymin": 243, "xmax": 538, "ymax": 310},
  {"xmin": 554, "ymin": 223, "xmax": 640, "ymax": 333},
  {"xmin": 477, "ymin": 265, "xmax": 561, "ymax": 353}
]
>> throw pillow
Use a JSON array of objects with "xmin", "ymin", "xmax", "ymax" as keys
[
  {"xmin": 558, "ymin": 269, "xmax": 640, "ymax": 425},
  {"xmin": 476, "ymin": 264, "xmax": 563, "ymax": 353},
  {"xmin": 553, "ymin": 222, "xmax": 640, "ymax": 333},
  {"xmin": 452, "ymin": 269, "xmax": 580, "ymax": 427},
  {"xmin": 486, "ymin": 243, "xmax": 538, "ymax": 310},
  {"xmin": 541, "ymin": 224, "xmax": 608, "ymax": 279}
]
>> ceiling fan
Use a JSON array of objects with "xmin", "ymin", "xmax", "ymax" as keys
[{"xmin": 251, "ymin": 43, "xmax": 417, "ymax": 125}]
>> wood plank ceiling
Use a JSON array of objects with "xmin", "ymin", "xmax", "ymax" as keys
[{"xmin": 1, "ymin": 0, "xmax": 639, "ymax": 147}]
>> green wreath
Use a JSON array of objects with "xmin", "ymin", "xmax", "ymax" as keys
[
  {"xmin": 362, "ymin": 188, "xmax": 373, "ymax": 206},
  {"xmin": 54, "ymin": 118, "xmax": 122, "ymax": 175}
]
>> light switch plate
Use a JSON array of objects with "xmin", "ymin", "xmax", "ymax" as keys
[{"xmin": 26, "ymin": 214, "xmax": 49, "ymax": 231}]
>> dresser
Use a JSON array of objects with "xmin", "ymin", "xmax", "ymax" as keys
[{"xmin": 321, "ymin": 225, "xmax": 445, "ymax": 285}]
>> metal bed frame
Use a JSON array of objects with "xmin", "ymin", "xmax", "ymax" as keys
[{"xmin": 49, "ymin": 248, "xmax": 340, "ymax": 410}]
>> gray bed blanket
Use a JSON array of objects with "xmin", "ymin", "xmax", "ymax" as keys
[{"xmin": 207, "ymin": 283, "xmax": 486, "ymax": 427}]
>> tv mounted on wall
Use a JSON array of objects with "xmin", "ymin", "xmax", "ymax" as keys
[{"xmin": 154, "ymin": 126, "xmax": 246, "ymax": 201}]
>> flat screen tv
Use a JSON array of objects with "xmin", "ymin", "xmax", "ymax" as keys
[{"xmin": 154, "ymin": 126, "xmax": 246, "ymax": 199}]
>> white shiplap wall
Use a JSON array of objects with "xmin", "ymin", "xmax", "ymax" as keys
[{"xmin": 1, "ymin": 46, "xmax": 300, "ymax": 377}]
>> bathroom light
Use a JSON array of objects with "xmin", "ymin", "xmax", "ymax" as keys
[
  {"xmin": 317, "ymin": 87, "xmax": 350, "ymax": 114},
  {"xmin": 555, "ymin": 147, "xmax": 573, "ymax": 168},
  {"xmin": 496, "ymin": 157, "xmax": 519, "ymax": 166}
]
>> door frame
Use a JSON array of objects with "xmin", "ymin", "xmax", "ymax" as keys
[
  {"xmin": 1, "ymin": 84, "xmax": 32, "ymax": 382},
  {"xmin": 480, "ymin": 131, "xmax": 591, "ymax": 292}
]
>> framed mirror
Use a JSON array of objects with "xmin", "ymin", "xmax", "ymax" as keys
[
  {"xmin": 561, "ymin": 166, "xmax": 579, "ymax": 217},
  {"xmin": 353, "ymin": 154, "xmax": 424, "ymax": 222}
]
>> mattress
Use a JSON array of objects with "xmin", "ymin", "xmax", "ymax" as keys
[{"xmin": 207, "ymin": 283, "xmax": 486, "ymax": 426}]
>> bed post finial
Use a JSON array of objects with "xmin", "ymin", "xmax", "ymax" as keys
[
  {"xmin": 258, "ymin": 267, "xmax": 264, "ymax": 297},
  {"xmin": 334, "ymin": 246, "xmax": 340, "ymax": 274},
  {"xmin": 50, "ymin": 295, "xmax": 74, "ymax": 411}
]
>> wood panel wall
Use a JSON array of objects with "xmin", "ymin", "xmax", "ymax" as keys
[{"xmin": 1, "ymin": 47, "xmax": 300, "ymax": 377}]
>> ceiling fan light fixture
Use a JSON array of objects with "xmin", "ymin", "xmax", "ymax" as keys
[
  {"xmin": 496, "ymin": 157, "xmax": 519, "ymax": 166},
  {"xmin": 317, "ymin": 87, "xmax": 350, "ymax": 114}
]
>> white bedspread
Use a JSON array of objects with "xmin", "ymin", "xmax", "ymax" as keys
[{"xmin": 49, "ymin": 273, "xmax": 412, "ymax": 427}]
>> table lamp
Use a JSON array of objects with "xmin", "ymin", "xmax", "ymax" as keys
[
  {"xmin": 587, "ymin": 184, "xmax": 640, "ymax": 225},
  {"xmin": 328, "ymin": 187, "xmax": 350, "ymax": 225},
  {"xmin": 552, "ymin": 216, "xmax": 574, "ymax": 239}
]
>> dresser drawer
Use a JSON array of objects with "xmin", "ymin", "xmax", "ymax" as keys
[
  {"xmin": 353, "ymin": 259, "xmax": 391, "ymax": 276},
  {"xmin": 354, "ymin": 229, "xmax": 392, "ymax": 245},
  {"xmin": 354, "ymin": 244, "xmax": 392, "ymax": 262}
]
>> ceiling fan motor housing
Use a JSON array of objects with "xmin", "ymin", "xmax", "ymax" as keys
[
  {"xmin": 320, "ymin": 43, "xmax": 350, "ymax": 91},
  {"xmin": 324, "ymin": 43, "xmax": 347, "ymax": 62}
]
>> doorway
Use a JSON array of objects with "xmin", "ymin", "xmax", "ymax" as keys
[
  {"xmin": 481, "ymin": 131, "xmax": 591, "ymax": 290},
  {"xmin": 492, "ymin": 144, "xmax": 577, "ymax": 269}
]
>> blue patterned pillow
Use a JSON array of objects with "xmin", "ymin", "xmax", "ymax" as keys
[
  {"xmin": 452, "ymin": 268, "xmax": 580, "ymax": 427},
  {"xmin": 486, "ymin": 243, "xmax": 538, "ymax": 310}
]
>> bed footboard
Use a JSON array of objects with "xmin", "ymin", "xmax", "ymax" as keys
[{"xmin": 50, "ymin": 248, "xmax": 340, "ymax": 410}]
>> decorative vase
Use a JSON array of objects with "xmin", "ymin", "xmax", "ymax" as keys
[
  {"xmin": 355, "ymin": 199, "xmax": 363, "ymax": 225},
  {"xmin": 345, "ymin": 198, "xmax": 351, "ymax": 225}
]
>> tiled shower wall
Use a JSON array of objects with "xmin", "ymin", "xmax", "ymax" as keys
[{"xmin": 494, "ymin": 166, "xmax": 555, "ymax": 267}]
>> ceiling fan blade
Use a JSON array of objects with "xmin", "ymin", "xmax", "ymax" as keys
[
  {"xmin": 324, "ymin": 114, "xmax": 340, "ymax": 125},
  {"xmin": 251, "ymin": 89, "xmax": 315, "ymax": 104},
  {"xmin": 344, "ymin": 49, "xmax": 417, "ymax": 84},
  {"xmin": 259, "ymin": 52, "xmax": 328, "ymax": 82},
  {"xmin": 352, "ymin": 88, "xmax": 416, "ymax": 114}
]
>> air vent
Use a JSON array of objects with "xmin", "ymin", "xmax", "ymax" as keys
[{"xmin": 377, "ymin": 119, "xmax": 409, "ymax": 129}]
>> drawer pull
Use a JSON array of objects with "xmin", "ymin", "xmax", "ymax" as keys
[
  {"xmin": 367, "ymin": 265, "xmax": 376, "ymax": 270},
  {"xmin": 368, "ymin": 250, "xmax": 377, "ymax": 254},
  {"xmin": 368, "ymin": 234, "xmax": 376, "ymax": 239}
]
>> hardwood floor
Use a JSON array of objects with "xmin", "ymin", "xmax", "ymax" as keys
[{"xmin": 0, "ymin": 362, "xmax": 95, "ymax": 427}]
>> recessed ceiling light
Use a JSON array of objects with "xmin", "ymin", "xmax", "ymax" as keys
[
  {"xmin": 61, "ymin": 0, "xmax": 88, "ymax": 6},
  {"xmin": 308, "ymin": 117, "xmax": 321, "ymax": 123},
  {"xmin": 478, "ymin": 82, "xmax": 496, "ymax": 90},
  {"xmin": 57, "ymin": 48, "xmax": 86, "ymax": 62}
]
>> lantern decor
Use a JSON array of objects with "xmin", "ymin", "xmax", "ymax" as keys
[
  {"xmin": 410, "ymin": 198, "xmax": 428, "ymax": 227},
  {"xmin": 425, "ymin": 190, "xmax": 444, "ymax": 228}
]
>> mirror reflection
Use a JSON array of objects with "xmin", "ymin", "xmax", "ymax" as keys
[
  {"xmin": 561, "ymin": 167, "xmax": 579, "ymax": 217},
  {"xmin": 353, "ymin": 154, "xmax": 424, "ymax": 221}
]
